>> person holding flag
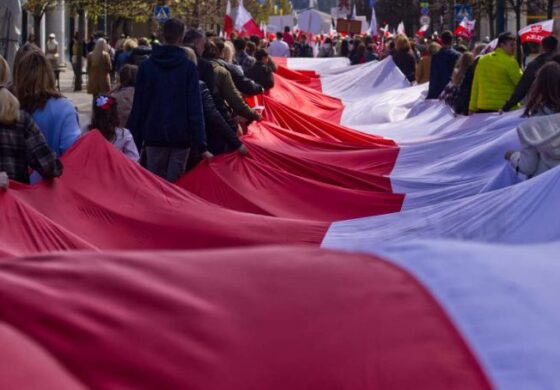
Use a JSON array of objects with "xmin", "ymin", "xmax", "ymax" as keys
[{"xmin": 502, "ymin": 36, "xmax": 558, "ymax": 113}]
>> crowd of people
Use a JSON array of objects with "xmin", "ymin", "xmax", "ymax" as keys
[{"xmin": 1, "ymin": 18, "xmax": 560, "ymax": 188}]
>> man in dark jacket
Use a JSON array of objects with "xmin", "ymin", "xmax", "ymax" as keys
[
  {"xmin": 246, "ymin": 49, "xmax": 275, "ymax": 90},
  {"xmin": 502, "ymin": 36, "xmax": 558, "ymax": 112},
  {"xmin": 427, "ymin": 30, "xmax": 460, "ymax": 99},
  {"xmin": 127, "ymin": 18, "xmax": 210, "ymax": 182}
]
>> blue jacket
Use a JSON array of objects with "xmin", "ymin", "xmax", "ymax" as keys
[
  {"xmin": 128, "ymin": 45, "xmax": 206, "ymax": 150},
  {"xmin": 31, "ymin": 97, "xmax": 81, "ymax": 157},
  {"xmin": 427, "ymin": 47, "xmax": 460, "ymax": 99}
]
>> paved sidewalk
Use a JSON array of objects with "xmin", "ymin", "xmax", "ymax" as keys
[{"xmin": 58, "ymin": 66, "xmax": 93, "ymax": 127}]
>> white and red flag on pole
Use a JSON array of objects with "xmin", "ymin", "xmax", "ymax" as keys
[
  {"xmin": 518, "ymin": 19, "xmax": 554, "ymax": 44},
  {"xmin": 416, "ymin": 24, "xmax": 429, "ymax": 37},
  {"xmin": 235, "ymin": 0, "xmax": 264, "ymax": 38},
  {"xmin": 224, "ymin": 0, "xmax": 233, "ymax": 37},
  {"xmin": 454, "ymin": 17, "xmax": 476, "ymax": 39},
  {"xmin": 397, "ymin": 21, "xmax": 405, "ymax": 35}
]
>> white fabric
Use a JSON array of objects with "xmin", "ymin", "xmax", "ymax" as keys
[
  {"xmin": 268, "ymin": 40, "xmax": 290, "ymax": 57},
  {"xmin": 323, "ymin": 164, "xmax": 560, "ymax": 247},
  {"xmin": 321, "ymin": 57, "xmax": 410, "ymax": 103},
  {"xmin": 285, "ymin": 57, "xmax": 350, "ymax": 74},
  {"xmin": 369, "ymin": 240, "xmax": 560, "ymax": 390},
  {"xmin": 341, "ymin": 83, "xmax": 428, "ymax": 125}
]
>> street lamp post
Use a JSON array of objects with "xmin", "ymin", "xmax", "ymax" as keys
[{"xmin": 496, "ymin": 0, "xmax": 505, "ymax": 34}]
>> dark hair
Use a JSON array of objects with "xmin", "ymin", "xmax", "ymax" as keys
[
  {"xmin": 284, "ymin": 26, "xmax": 290, "ymax": 33},
  {"xmin": 524, "ymin": 62, "xmax": 560, "ymax": 117},
  {"xmin": 340, "ymin": 40, "xmax": 350, "ymax": 56},
  {"xmin": 184, "ymin": 28, "xmax": 204, "ymax": 45},
  {"xmin": 324, "ymin": 37, "xmax": 332, "ymax": 45},
  {"xmin": 255, "ymin": 48, "xmax": 269, "ymax": 61},
  {"xmin": 498, "ymin": 32, "xmax": 516, "ymax": 46},
  {"xmin": 119, "ymin": 64, "xmax": 137, "ymax": 88},
  {"xmin": 456, "ymin": 44, "xmax": 468, "ymax": 53},
  {"xmin": 542, "ymin": 36, "xmax": 558, "ymax": 53},
  {"xmin": 357, "ymin": 43, "xmax": 366, "ymax": 55},
  {"xmin": 249, "ymin": 35, "xmax": 260, "ymax": 48},
  {"xmin": 213, "ymin": 38, "xmax": 225, "ymax": 53},
  {"xmin": 90, "ymin": 96, "xmax": 120, "ymax": 141},
  {"xmin": 138, "ymin": 37, "xmax": 150, "ymax": 47},
  {"xmin": 441, "ymin": 30, "xmax": 454, "ymax": 46},
  {"xmin": 246, "ymin": 41, "xmax": 256, "ymax": 55},
  {"xmin": 233, "ymin": 38, "xmax": 246, "ymax": 52},
  {"xmin": 162, "ymin": 18, "xmax": 185, "ymax": 44},
  {"xmin": 276, "ymin": 32, "xmax": 283, "ymax": 40},
  {"xmin": 202, "ymin": 40, "xmax": 220, "ymax": 59}
]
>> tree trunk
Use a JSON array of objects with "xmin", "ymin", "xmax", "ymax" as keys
[
  {"xmin": 547, "ymin": 0, "xmax": 554, "ymax": 19},
  {"xmin": 33, "ymin": 14, "xmax": 42, "ymax": 45}
]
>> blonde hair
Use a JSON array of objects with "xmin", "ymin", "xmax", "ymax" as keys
[
  {"xmin": 123, "ymin": 38, "xmax": 138, "ymax": 52},
  {"xmin": 395, "ymin": 34, "xmax": 411, "ymax": 52},
  {"xmin": 14, "ymin": 50, "xmax": 61, "ymax": 112},
  {"xmin": 428, "ymin": 42, "xmax": 441, "ymax": 56},
  {"xmin": 0, "ymin": 56, "xmax": 10, "ymax": 84},
  {"xmin": 451, "ymin": 52, "xmax": 474, "ymax": 86},
  {"xmin": 223, "ymin": 41, "xmax": 235, "ymax": 63},
  {"xmin": 91, "ymin": 38, "xmax": 109, "ymax": 66},
  {"xmin": 0, "ymin": 86, "xmax": 20, "ymax": 125}
]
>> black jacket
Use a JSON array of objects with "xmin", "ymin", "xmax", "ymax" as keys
[
  {"xmin": 427, "ymin": 47, "xmax": 461, "ymax": 99},
  {"xmin": 127, "ymin": 45, "xmax": 206, "ymax": 150},
  {"xmin": 502, "ymin": 52, "xmax": 553, "ymax": 112},
  {"xmin": 127, "ymin": 46, "xmax": 152, "ymax": 66},
  {"xmin": 453, "ymin": 59, "xmax": 478, "ymax": 116},
  {"xmin": 199, "ymin": 81, "xmax": 241, "ymax": 155},
  {"xmin": 392, "ymin": 50, "xmax": 416, "ymax": 83},
  {"xmin": 218, "ymin": 59, "xmax": 263, "ymax": 96},
  {"xmin": 246, "ymin": 62, "xmax": 275, "ymax": 90}
]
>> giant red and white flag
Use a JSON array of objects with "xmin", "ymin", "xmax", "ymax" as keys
[
  {"xmin": 235, "ymin": 0, "xmax": 263, "ymax": 38},
  {"xmin": 416, "ymin": 24, "xmax": 429, "ymax": 37},
  {"xmin": 519, "ymin": 19, "xmax": 554, "ymax": 44},
  {"xmin": 454, "ymin": 17, "xmax": 476, "ymax": 39},
  {"xmin": 224, "ymin": 0, "xmax": 233, "ymax": 37}
]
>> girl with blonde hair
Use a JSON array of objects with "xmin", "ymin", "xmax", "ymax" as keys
[
  {"xmin": 87, "ymin": 38, "xmax": 112, "ymax": 96},
  {"xmin": 0, "ymin": 85, "xmax": 62, "ymax": 185},
  {"xmin": 13, "ymin": 50, "xmax": 81, "ymax": 156}
]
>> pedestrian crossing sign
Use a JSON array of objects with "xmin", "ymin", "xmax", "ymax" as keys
[{"xmin": 154, "ymin": 6, "xmax": 171, "ymax": 23}]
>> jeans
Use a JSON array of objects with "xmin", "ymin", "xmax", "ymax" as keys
[{"xmin": 145, "ymin": 146, "xmax": 190, "ymax": 183}]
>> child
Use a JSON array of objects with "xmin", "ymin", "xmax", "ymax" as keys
[
  {"xmin": 89, "ymin": 95, "xmax": 140, "ymax": 162},
  {"xmin": 0, "ymin": 85, "xmax": 62, "ymax": 185}
]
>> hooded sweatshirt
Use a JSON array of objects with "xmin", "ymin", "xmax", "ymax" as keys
[
  {"xmin": 127, "ymin": 45, "xmax": 206, "ymax": 151},
  {"xmin": 509, "ymin": 112, "xmax": 560, "ymax": 177}
]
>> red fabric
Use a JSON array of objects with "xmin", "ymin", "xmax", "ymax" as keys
[
  {"xmin": 275, "ymin": 64, "xmax": 322, "ymax": 91},
  {"xmin": 239, "ymin": 19, "xmax": 264, "ymax": 38},
  {"xmin": 0, "ymin": 247, "xmax": 492, "ymax": 389},
  {"xmin": 177, "ymin": 95, "xmax": 403, "ymax": 220},
  {"xmin": 268, "ymin": 73, "xmax": 344, "ymax": 123},
  {"xmin": 0, "ymin": 132, "xmax": 326, "ymax": 258},
  {"xmin": 224, "ymin": 15, "xmax": 233, "ymax": 36},
  {"xmin": 177, "ymin": 145, "xmax": 403, "ymax": 220}
]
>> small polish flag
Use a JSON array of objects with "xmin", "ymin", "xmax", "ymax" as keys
[
  {"xmin": 224, "ymin": 0, "xmax": 233, "ymax": 37},
  {"xmin": 454, "ymin": 17, "xmax": 476, "ymax": 39},
  {"xmin": 416, "ymin": 24, "xmax": 429, "ymax": 37},
  {"xmin": 519, "ymin": 19, "xmax": 554, "ymax": 44},
  {"xmin": 235, "ymin": 0, "xmax": 264, "ymax": 38}
]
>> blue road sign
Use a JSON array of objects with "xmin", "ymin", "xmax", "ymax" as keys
[
  {"xmin": 154, "ymin": 6, "xmax": 171, "ymax": 23},
  {"xmin": 454, "ymin": 5, "xmax": 472, "ymax": 22}
]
